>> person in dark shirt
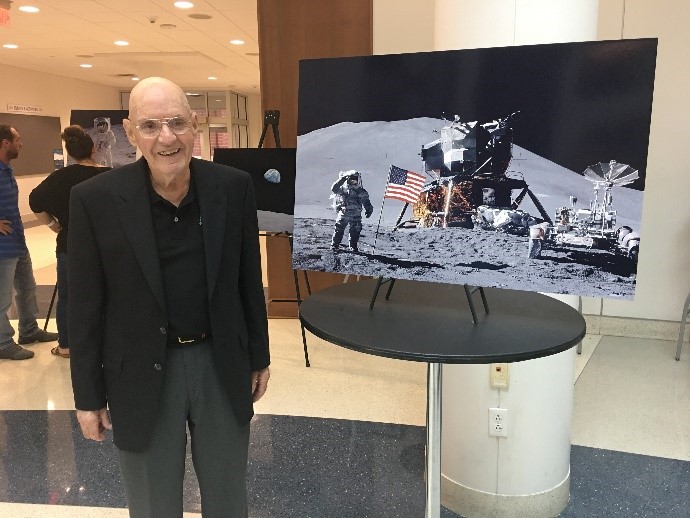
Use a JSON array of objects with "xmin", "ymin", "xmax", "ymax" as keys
[{"xmin": 29, "ymin": 125, "xmax": 109, "ymax": 358}]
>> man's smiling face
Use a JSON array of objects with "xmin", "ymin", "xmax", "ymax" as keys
[{"xmin": 124, "ymin": 79, "xmax": 198, "ymax": 183}]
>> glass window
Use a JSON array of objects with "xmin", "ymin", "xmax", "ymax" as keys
[
  {"xmin": 185, "ymin": 91, "xmax": 207, "ymax": 117},
  {"xmin": 208, "ymin": 91, "xmax": 227, "ymax": 117},
  {"xmin": 238, "ymin": 95, "xmax": 247, "ymax": 121},
  {"xmin": 230, "ymin": 93, "xmax": 240, "ymax": 119},
  {"xmin": 210, "ymin": 126, "xmax": 230, "ymax": 161}
]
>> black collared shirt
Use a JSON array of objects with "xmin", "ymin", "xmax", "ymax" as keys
[{"xmin": 146, "ymin": 171, "xmax": 211, "ymax": 340}]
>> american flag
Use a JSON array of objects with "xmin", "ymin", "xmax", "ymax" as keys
[{"xmin": 384, "ymin": 165, "xmax": 425, "ymax": 204}]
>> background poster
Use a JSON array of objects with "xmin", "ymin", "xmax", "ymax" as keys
[
  {"xmin": 69, "ymin": 110, "xmax": 136, "ymax": 168},
  {"xmin": 292, "ymin": 39, "xmax": 657, "ymax": 299},
  {"xmin": 213, "ymin": 148, "xmax": 296, "ymax": 233}
]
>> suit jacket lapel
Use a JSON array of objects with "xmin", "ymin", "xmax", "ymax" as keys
[
  {"xmin": 193, "ymin": 159, "xmax": 227, "ymax": 302},
  {"xmin": 115, "ymin": 160, "xmax": 167, "ymax": 314}
]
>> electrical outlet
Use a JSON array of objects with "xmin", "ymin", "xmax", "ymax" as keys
[
  {"xmin": 488, "ymin": 407, "xmax": 508, "ymax": 437},
  {"xmin": 490, "ymin": 363, "xmax": 509, "ymax": 388}
]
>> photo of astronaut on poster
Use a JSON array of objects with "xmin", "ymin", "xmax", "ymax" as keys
[
  {"xmin": 291, "ymin": 39, "xmax": 657, "ymax": 299},
  {"xmin": 69, "ymin": 110, "xmax": 137, "ymax": 168}
]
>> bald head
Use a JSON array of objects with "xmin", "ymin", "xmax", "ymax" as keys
[{"xmin": 128, "ymin": 77, "xmax": 190, "ymax": 120}]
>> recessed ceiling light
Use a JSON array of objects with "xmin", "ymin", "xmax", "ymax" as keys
[
  {"xmin": 132, "ymin": 77, "xmax": 140, "ymax": 81},
  {"xmin": 160, "ymin": 23, "xmax": 177, "ymax": 29},
  {"xmin": 114, "ymin": 40, "xmax": 129, "ymax": 46},
  {"xmin": 80, "ymin": 63, "xmax": 93, "ymax": 68},
  {"xmin": 3, "ymin": 44, "xmax": 19, "ymax": 49},
  {"xmin": 18, "ymin": 6, "xmax": 40, "ymax": 13},
  {"xmin": 208, "ymin": 76, "xmax": 217, "ymax": 80},
  {"xmin": 174, "ymin": 1, "xmax": 194, "ymax": 8},
  {"xmin": 230, "ymin": 39, "xmax": 245, "ymax": 45}
]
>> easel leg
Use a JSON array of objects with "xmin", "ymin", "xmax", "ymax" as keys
[
  {"xmin": 303, "ymin": 270, "xmax": 312, "ymax": 296},
  {"xmin": 369, "ymin": 277, "xmax": 385, "ymax": 310},
  {"xmin": 258, "ymin": 123, "xmax": 269, "ymax": 148},
  {"xmin": 425, "ymin": 362, "xmax": 442, "ymax": 518},
  {"xmin": 272, "ymin": 124, "xmax": 281, "ymax": 148},
  {"xmin": 43, "ymin": 283, "xmax": 58, "ymax": 331},
  {"xmin": 288, "ymin": 234, "xmax": 310, "ymax": 367},
  {"xmin": 385, "ymin": 278, "xmax": 396, "ymax": 300}
]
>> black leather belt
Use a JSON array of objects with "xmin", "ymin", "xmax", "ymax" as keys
[{"xmin": 167, "ymin": 332, "xmax": 211, "ymax": 348}]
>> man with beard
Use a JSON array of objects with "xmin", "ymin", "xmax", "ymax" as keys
[{"xmin": 0, "ymin": 125, "xmax": 59, "ymax": 360}]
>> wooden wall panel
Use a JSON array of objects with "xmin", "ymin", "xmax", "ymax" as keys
[{"xmin": 258, "ymin": 0, "xmax": 373, "ymax": 317}]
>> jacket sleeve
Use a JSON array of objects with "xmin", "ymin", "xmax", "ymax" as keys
[
  {"xmin": 238, "ymin": 176, "xmax": 270, "ymax": 371},
  {"xmin": 68, "ymin": 186, "xmax": 107, "ymax": 410}
]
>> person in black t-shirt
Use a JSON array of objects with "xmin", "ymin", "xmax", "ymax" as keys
[{"xmin": 29, "ymin": 125, "xmax": 109, "ymax": 358}]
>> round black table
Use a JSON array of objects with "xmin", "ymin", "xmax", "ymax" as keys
[{"xmin": 299, "ymin": 279, "xmax": 586, "ymax": 518}]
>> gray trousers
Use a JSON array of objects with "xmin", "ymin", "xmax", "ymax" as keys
[{"xmin": 117, "ymin": 341, "xmax": 250, "ymax": 518}]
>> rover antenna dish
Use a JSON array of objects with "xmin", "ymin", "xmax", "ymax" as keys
[{"xmin": 582, "ymin": 160, "xmax": 638, "ymax": 187}]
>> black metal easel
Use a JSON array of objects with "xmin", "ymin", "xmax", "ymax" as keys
[
  {"xmin": 258, "ymin": 110, "xmax": 281, "ymax": 149},
  {"xmin": 258, "ymin": 111, "xmax": 311, "ymax": 366},
  {"xmin": 368, "ymin": 277, "xmax": 489, "ymax": 324}
]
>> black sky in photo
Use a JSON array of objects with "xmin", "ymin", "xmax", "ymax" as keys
[{"xmin": 297, "ymin": 39, "xmax": 657, "ymax": 188}]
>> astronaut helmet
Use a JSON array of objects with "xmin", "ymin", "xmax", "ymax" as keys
[
  {"xmin": 94, "ymin": 117, "xmax": 111, "ymax": 133},
  {"xmin": 339, "ymin": 170, "xmax": 362, "ymax": 188}
]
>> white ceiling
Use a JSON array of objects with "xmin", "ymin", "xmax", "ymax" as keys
[{"xmin": 0, "ymin": 0, "xmax": 261, "ymax": 94}]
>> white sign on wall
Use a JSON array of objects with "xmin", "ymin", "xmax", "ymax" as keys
[{"xmin": 6, "ymin": 104, "xmax": 43, "ymax": 115}]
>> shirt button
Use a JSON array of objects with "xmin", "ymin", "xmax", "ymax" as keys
[
  {"xmin": 159, "ymin": 327, "xmax": 166, "ymax": 335},
  {"xmin": 154, "ymin": 363, "xmax": 163, "ymax": 371},
  {"xmin": 173, "ymin": 216, "xmax": 179, "ymax": 222}
]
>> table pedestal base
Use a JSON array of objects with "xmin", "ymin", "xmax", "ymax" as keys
[{"xmin": 425, "ymin": 362, "xmax": 442, "ymax": 518}]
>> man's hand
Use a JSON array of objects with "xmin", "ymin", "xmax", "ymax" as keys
[
  {"xmin": 0, "ymin": 219, "xmax": 12, "ymax": 235},
  {"xmin": 76, "ymin": 408, "xmax": 112, "ymax": 442},
  {"xmin": 251, "ymin": 367, "xmax": 270, "ymax": 403}
]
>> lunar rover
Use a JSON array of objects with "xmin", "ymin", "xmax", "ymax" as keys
[{"xmin": 548, "ymin": 160, "xmax": 641, "ymax": 262}]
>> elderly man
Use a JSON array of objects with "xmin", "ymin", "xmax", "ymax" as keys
[
  {"xmin": 0, "ymin": 124, "xmax": 58, "ymax": 360},
  {"xmin": 68, "ymin": 77, "xmax": 270, "ymax": 517}
]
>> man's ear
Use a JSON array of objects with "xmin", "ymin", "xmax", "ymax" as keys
[
  {"xmin": 190, "ymin": 112, "xmax": 199, "ymax": 132},
  {"xmin": 123, "ymin": 118, "xmax": 138, "ymax": 147}
]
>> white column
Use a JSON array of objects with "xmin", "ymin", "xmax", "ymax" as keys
[{"xmin": 434, "ymin": 1, "xmax": 596, "ymax": 516}]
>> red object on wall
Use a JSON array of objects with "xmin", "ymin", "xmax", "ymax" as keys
[{"xmin": 0, "ymin": 8, "xmax": 10, "ymax": 26}]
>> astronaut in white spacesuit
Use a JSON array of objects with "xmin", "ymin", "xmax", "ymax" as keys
[
  {"xmin": 93, "ymin": 117, "xmax": 116, "ymax": 167},
  {"xmin": 330, "ymin": 170, "xmax": 373, "ymax": 252}
]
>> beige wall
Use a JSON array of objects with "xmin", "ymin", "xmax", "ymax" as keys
[
  {"xmin": 373, "ymin": 0, "xmax": 435, "ymax": 55},
  {"xmin": 0, "ymin": 64, "xmax": 122, "ymax": 130},
  {"xmin": 374, "ymin": 0, "xmax": 690, "ymax": 322}
]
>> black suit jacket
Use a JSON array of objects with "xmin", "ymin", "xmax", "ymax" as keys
[{"xmin": 68, "ymin": 157, "xmax": 269, "ymax": 452}]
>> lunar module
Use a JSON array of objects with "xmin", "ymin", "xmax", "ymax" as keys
[
  {"xmin": 549, "ymin": 160, "xmax": 641, "ymax": 262},
  {"xmin": 406, "ymin": 112, "xmax": 551, "ymax": 229}
]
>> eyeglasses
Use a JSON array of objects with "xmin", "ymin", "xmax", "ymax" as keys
[{"xmin": 134, "ymin": 117, "xmax": 193, "ymax": 138}]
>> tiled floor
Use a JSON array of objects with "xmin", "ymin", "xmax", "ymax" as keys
[{"xmin": 0, "ymin": 225, "xmax": 688, "ymax": 517}]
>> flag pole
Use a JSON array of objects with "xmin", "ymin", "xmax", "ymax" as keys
[{"xmin": 373, "ymin": 166, "xmax": 392, "ymax": 252}]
